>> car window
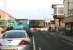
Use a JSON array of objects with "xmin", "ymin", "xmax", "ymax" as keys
[{"xmin": 2, "ymin": 32, "xmax": 26, "ymax": 38}]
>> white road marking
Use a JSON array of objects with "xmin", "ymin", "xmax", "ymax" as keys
[
  {"xmin": 32, "ymin": 36, "xmax": 36, "ymax": 50},
  {"xmin": 39, "ymin": 47, "xmax": 41, "ymax": 50}
]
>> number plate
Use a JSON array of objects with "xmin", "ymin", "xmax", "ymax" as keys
[{"xmin": 2, "ymin": 49, "xmax": 16, "ymax": 50}]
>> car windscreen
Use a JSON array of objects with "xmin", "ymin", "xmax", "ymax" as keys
[{"xmin": 2, "ymin": 32, "xmax": 26, "ymax": 38}]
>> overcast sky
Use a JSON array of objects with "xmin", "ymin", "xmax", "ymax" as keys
[{"xmin": 0, "ymin": 0, "xmax": 63, "ymax": 20}]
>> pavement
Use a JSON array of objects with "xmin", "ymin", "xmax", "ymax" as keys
[{"xmin": 48, "ymin": 31, "xmax": 73, "ymax": 46}]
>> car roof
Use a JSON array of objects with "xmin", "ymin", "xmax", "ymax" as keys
[{"xmin": 5, "ymin": 30, "xmax": 27, "ymax": 33}]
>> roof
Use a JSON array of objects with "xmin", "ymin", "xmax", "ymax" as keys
[{"xmin": 0, "ymin": 10, "xmax": 15, "ymax": 20}]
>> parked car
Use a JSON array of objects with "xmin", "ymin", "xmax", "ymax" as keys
[{"xmin": 0, "ymin": 30, "xmax": 32, "ymax": 50}]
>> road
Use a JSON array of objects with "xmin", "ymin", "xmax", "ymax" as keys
[{"xmin": 32, "ymin": 31, "xmax": 73, "ymax": 50}]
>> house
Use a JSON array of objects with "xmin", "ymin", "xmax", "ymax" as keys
[{"xmin": 0, "ymin": 10, "xmax": 15, "ymax": 30}]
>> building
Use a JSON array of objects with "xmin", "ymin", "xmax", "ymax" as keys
[
  {"xmin": 0, "ymin": 10, "xmax": 15, "ymax": 31},
  {"xmin": 52, "ymin": 4, "xmax": 65, "ymax": 31},
  {"xmin": 0, "ymin": 10, "xmax": 14, "ymax": 20},
  {"xmin": 64, "ymin": 0, "xmax": 73, "ymax": 35}
]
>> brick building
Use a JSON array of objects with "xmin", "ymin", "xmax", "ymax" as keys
[
  {"xmin": 52, "ymin": 4, "xmax": 65, "ymax": 31},
  {"xmin": 64, "ymin": 0, "xmax": 73, "ymax": 35}
]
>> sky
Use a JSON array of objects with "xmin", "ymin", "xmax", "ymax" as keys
[{"xmin": 0, "ymin": 0, "xmax": 63, "ymax": 20}]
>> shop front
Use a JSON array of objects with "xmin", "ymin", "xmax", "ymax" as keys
[{"xmin": 64, "ymin": 16, "xmax": 73, "ymax": 36}]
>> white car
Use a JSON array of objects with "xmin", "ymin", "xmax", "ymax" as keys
[{"xmin": 0, "ymin": 30, "xmax": 32, "ymax": 50}]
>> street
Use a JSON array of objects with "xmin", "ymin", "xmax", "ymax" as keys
[
  {"xmin": 32, "ymin": 31, "xmax": 73, "ymax": 50},
  {"xmin": 0, "ymin": 0, "xmax": 73, "ymax": 50}
]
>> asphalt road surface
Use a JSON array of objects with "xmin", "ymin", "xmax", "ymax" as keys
[{"xmin": 32, "ymin": 31, "xmax": 73, "ymax": 50}]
